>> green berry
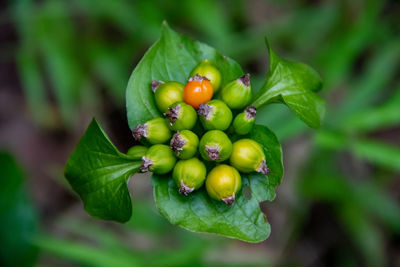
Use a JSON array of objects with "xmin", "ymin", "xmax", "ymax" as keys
[
  {"xmin": 152, "ymin": 81, "xmax": 184, "ymax": 113},
  {"xmin": 132, "ymin": 117, "xmax": 172, "ymax": 144},
  {"xmin": 140, "ymin": 144, "xmax": 176, "ymax": 175},
  {"xmin": 199, "ymin": 130, "xmax": 232, "ymax": 162},
  {"xmin": 205, "ymin": 164, "xmax": 241, "ymax": 205},
  {"xmin": 170, "ymin": 130, "xmax": 199, "ymax": 159},
  {"xmin": 164, "ymin": 102, "xmax": 197, "ymax": 131},
  {"xmin": 173, "ymin": 158, "xmax": 207, "ymax": 195},
  {"xmin": 198, "ymin": 99, "xmax": 232, "ymax": 131},
  {"xmin": 190, "ymin": 60, "xmax": 221, "ymax": 92},
  {"xmin": 232, "ymin": 106, "xmax": 257, "ymax": 135},
  {"xmin": 230, "ymin": 139, "xmax": 269, "ymax": 174},
  {"xmin": 221, "ymin": 73, "xmax": 252, "ymax": 109},
  {"xmin": 126, "ymin": 145, "xmax": 148, "ymax": 160}
]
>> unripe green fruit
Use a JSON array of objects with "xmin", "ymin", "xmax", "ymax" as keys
[
  {"xmin": 206, "ymin": 164, "xmax": 241, "ymax": 205},
  {"xmin": 173, "ymin": 158, "xmax": 207, "ymax": 195},
  {"xmin": 152, "ymin": 81, "xmax": 184, "ymax": 113},
  {"xmin": 230, "ymin": 139, "xmax": 269, "ymax": 174},
  {"xmin": 232, "ymin": 106, "xmax": 257, "ymax": 135},
  {"xmin": 221, "ymin": 73, "xmax": 252, "ymax": 109},
  {"xmin": 199, "ymin": 130, "xmax": 232, "ymax": 162},
  {"xmin": 140, "ymin": 144, "xmax": 176, "ymax": 174},
  {"xmin": 126, "ymin": 145, "xmax": 148, "ymax": 160},
  {"xmin": 190, "ymin": 60, "xmax": 221, "ymax": 92},
  {"xmin": 170, "ymin": 130, "xmax": 199, "ymax": 159},
  {"xmin": 198, "ymin": 100, "xmax": 232, "ymax": 131},
  {"xmin": 132, "ymin": 117, "xmax": 172, "ymax": 144},
  {"xmin": 164, "ymin": 102, "xmax": 197, "ymax": 131}
]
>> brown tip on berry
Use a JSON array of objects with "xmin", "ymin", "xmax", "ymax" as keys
[
  {"xmin": 245, "ymin": 106, "xmax": 257, "ymax": 120},
  {"xmin": 179, "ymin": 181, "xmax": 194, "ymax": 195},
  {"xmin": 132, "ymin": 124, "xmax": 147, "ymax": 141},
  {"xmin": 151, "ymin": 80, "xmax": 164, "ymax": 92},
  {"xmin": 140, "ymin": 157, "xmax": 153, "ymax": 172},
  {"xmin": 222, "ymin": 194, "xmax": 235, "ymax": 205},
  {"xmin": 164, "ymin": 104, "xmax": 181, "ymax": 125},
  {"xmin": 198, "ymin": 104, "xmax": 213, "ymax": 120},
  {"xmin": 170, "ymin": 131, "xmax": 186, "ymax": 155},
  {"xmin": 238, "ymin": 73, "xmax": 250, "ymax": 87},
  {"xmin": 257, "ymin": 159, "xmax": 269, "ymax": 175},
  {"xmin": 189, "ymin": 74, "xmax": 209, "ymax": 82},
  {"xmin": 205, "ymin": 145, "xmax": 221, "ymax": 161}
]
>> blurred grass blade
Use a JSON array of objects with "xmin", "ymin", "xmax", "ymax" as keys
[
  {"xmin": 342, "ymin": 87, "xmax": 400, "ymax": 132},
  {"xmin": 316, "ymin": 131, "xmax": 400, "ymax": 171},
  {"xmin": 0, "ymin": 152, "xmax": 38, "ymax": 266},
  {"xmin": 338, "ymin": 204, "xmax": 384, "ymax": 267},
  {"xmin": 356, "ymin": 184, "xmax": 400, "ymax": 233},
  {"xmin": 351, "ymin": 139, "xmax": 400, "ymax": 171},
  {"xmin": 331, "ymin": 39, "xmax": 400, "ymax": 124},
  {"xmin": 34, "ymin": 235, "xmax": 143, "ymax": 267}
]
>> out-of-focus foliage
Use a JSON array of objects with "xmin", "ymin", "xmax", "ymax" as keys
[
  {"xmin": 0, "ymin": 152, "xmax": 38, "ymax": 266},
  {"xmin": 5, "ymin": 0, "xmax": 400, "ymax": 266}
]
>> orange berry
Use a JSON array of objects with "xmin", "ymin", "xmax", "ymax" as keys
[{"xmin": 184, "ymin": 74, "xmax": 213, "ymax": 109}]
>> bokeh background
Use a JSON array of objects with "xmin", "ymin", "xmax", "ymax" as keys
[{"xmin": 1, "ymin": 0, "xmax": 400, "ymax": 266}]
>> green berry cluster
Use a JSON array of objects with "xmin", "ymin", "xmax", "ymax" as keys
[{"xmin": 130, "ymin": 60, "xmax": 268, "ymax": 205}]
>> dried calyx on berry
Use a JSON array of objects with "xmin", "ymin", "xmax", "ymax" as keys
[
  {"xmin": 190, "ymin": 60, "xmax": 221, "ymax": 93},
  {"xmin": 221, "ymin": 73, "xmax": 252, "ymax": 109},
  {"xmin": 230, "ymin": 139, "xmax": 269, "ymax": 175},
  {"xmin": 205, "ymin": 164, "xmax": 242, "ymax": 205},
  {"xmin": 199, "ymin": 130, "xmax": 232, "ymax": 162},
  {"xmin": 164, "ymin": 102, "xmax": 197, "ymax": 131},
  {"xmin": 152, "ymin": 80, "xmax": 184, "ymax": 113},
  {"xmin": 232, "ymin": 106, "xmax": 257, "ymax": 135},
  {"xmin": 132, "ymin": 117, "xmax": 172, "ymax": 144},
  {"xmin": 170, "ymin": 130, "xmax": 199, "ymax": 159},
  {"xmin": 173, "ymin": 158, "xmax": 206, "ymax": 195},
  {"xmin": 140, "ymin": 144, "xmax": 176, "ymax": 175},
  {"xmin": 198, "ymin": 99, "xmax": 232, "ymax": 131}
]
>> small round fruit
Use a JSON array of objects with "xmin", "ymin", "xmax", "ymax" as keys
[
  {"xmin": 221, "ymin": 73, "xmax": 252, "ymax": 109},
  {"xmin": 173, "ymin": 158, "xmax": 207, "ymax": 195},
  {"xmin": 164, "ymin": 102, "xmax": 197, "ymax": 131},
  {"xmin": 199, "ymin": 130, "xmax": 232, "ymax": 162},
  {"xmin": 206, "ymin": 164, "xmax": 241, "ymax": 205},
  {"xmin": 152, "ymin": 81, "xmax": 184, "ymax": 113},
  {"xmin": 126, "ymin": 145, "xmax": 148, "ymax": 160},
  {"xmin": 140, "ymin": 144, "xmax": 176, "ymax": 174},
  {"xmin": 198, "ymin": 100, "xmax": 233, "ymax": 131},
  {"xmin": 190, "ymin": 60, "xmax": 221, "ymax": 92},
  {"xmin": 184, "ymin": 74, "xmax": 213, "ymax": 109},
  {"xmin": 132, "ymin": 117, "xmax": 172, "ymax": 144},
  {"xmin": 170, "ymin": 130, "xmax": 199, "ymax": 159},
  {"xmin": 232, "ymin": 106, "xmax": 257, "ymax": 135},
  {"xmin": 230, "ymin": 139, "xmax": 269, "ymax": 174}
]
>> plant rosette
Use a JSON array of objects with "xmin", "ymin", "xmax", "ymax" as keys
[{"xmin": 64, "ymin": 22, "xmax": 324, "ymax": 242}]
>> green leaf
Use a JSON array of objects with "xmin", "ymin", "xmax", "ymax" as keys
[
  {"xmin": 152, "ymin": 125, "xmax": 283, "ymax": 242},
  {"xmin": 252, "ymin": 38, "xmax": 325, "ymax": 129},
  {"xmin": 126, "ymin": 21, "xmax": 243, "ymax": 129},
  {"xmin": 65, "ymin": 119, "xmax": 140, "ymax": 222}
]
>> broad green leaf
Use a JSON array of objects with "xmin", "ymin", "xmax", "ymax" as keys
[
  {"xmin": 152, "ymin": 125, "xmax": 283, "ymax": 242},
  {"xmin": 126, "ymin": 22, "xmax": 243, "ymax": 129},
  {"xmin": 252, "ymin": 38, "xmax": 325, "ymax": 129},
  {"xmin": 65, "ymin": 119, "xmax": 140, "ymax": 222}
]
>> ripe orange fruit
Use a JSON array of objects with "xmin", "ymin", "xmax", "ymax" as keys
[{"xmin": 184, "ymin": 74, "xmax": 213, "ymax": 109}]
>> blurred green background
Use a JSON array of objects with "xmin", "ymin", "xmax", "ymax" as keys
[{"xmin": 1, "ymin": 0, "xmax": 399, "ymax": 266}]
